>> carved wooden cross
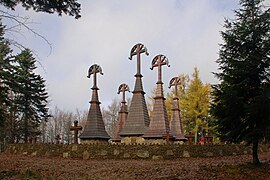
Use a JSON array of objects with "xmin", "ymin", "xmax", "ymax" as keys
[
  {"xmin": 70, "ymin": 120, "xmax": 82, "ymax": 144},
  {"xmin": 55, "ymin": 134, "xmax": 61, "ymax": 144},
  {"xmin": 117, "ymin": 83, "xmax": 130, "ymax": 104},
  {"xmin": 129, "ymin": 43, "xmax": 149, "ymax": 76},
  {"xmin": 169, "ymin": 77, "xmax": 181, "ymax": 98},
  {"xmin": 87, "ymin": 64, "xmax": 103, "ymax": 89},
  {"xmin": 151, "ymin": 55, "xmax": 170, "ymax": 83}
]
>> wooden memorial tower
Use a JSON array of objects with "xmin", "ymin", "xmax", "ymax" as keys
[
  {"xmin": 143, "ymin": 55, "xmax": 173, "ymax": 143},
  {"xmin": 169, "ymin": 77, "xmax": 186, "ymax": 142},
  {"xmin": 120, "ymin": 43, "xmax": 150, "ymax": 143},
  {"xmin": 80, "ymin": 64, "xmax": 110, "ymax": 143},
  {"xmin": 111, "ymin": 83, "xmax": 129, "ymax": 142}
]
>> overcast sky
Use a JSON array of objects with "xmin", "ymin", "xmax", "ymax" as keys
[{"xmin": 2, "ymin": 0, "xmax": 269, "ymax": 112}]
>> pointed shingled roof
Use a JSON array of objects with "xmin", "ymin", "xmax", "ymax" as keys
[
  {"xmin": 169, "ymin": 77, "xmax": 186, "ymax": 141},
  {"xmin": 143, "ymin": 84, "xmax": 172, "ymax": 138},
  {"xmin": 111, "ymin": 84, "xmax": 129, "ymax": 142},
  {"xmin": 143, "ymin": 55, "xmax": 173, "ymax": 139},
  {"xmin": 80, "ymin": 64, "xmax": 110, "ymax": 140},
  {"xmin": 120, "ymin": 43, "xmax": 150, "ymax": 136}
]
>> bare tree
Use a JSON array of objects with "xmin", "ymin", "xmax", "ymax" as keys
[
  {"xmin": 103, "ymin": 98, "xmax": 120, "ymax": 137},
  {"xmin": 45, "ymin": 106, "xmax": 69, "ymax": 144},
  {"xmin": 75, "ymin": 108, "xmax": 88, "ymax": 129},
  {"xmin": 43, "ymin": 107, "xmax": 89, "ymax": 144},
  {"xmin": 0, "ymin": 10, "xmax": 52, "ymax": 55}
]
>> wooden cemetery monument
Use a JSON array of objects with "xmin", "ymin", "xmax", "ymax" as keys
[
  {"xmin": 120, "ymin": 43, "xmax": 150, "ymax": 144},
  {"xmin": 79, "ymin": 64, "xmax": 110, "ymax": 144},
  {"xmin": 111, "ymin": 83, "xmax": 130, "ymax": 142},
  {"xmin": 143, "ymin": 54, "xmax": 174, "ymax": 144},
  {"xmin": 169, "ymin": 77, "xmax": 187, "ymax": 143}
]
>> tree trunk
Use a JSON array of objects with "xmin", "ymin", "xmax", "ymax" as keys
[
  {"xmin": 194, "ymin": 124, "xmax": 198, "ymax": 144},
  {"xmin": 252, "ymin": 139, "xmax": 260, "ymax": 164},
  {"xmin": 23, "ymin": 116, "xmax": 29, "ymax": 143}
]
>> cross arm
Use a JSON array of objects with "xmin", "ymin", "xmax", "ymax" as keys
[
  {"xmin": 87, "ymin": 64, "xmax": 104, "ymax": 78},
  {"xmin": 117, "ymin": 83, "xmax": 130, "ymax": 94},
  {"xmin": 150, "ymin": 54, "xmax": 170, "ymax": 70},
  {"xmin": 129, "ymin": 43, "xmax": 149, "ymax": 60},
  {"xmin": 169, "ymin": 77, "xmax": 181, "ymax": 88}
]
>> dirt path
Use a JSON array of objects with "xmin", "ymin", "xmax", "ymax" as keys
[{"xmin": 0, "ymin": 153, "xmax": 269, "ymax": 179}]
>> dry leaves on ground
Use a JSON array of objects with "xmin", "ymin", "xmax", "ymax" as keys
[{"xmin": 0, "ymin": 152, "xmax": 269, "ymax": 179}]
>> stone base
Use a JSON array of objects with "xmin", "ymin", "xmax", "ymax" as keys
[
  {"xmin": 121, "ymin": 137, "xmax": 145, "ymax": 144},
  {"xmin": 110, "ymin": 137, "xmax": 122, "ymax": 143},
  {"xmin": 120, "ymin": 137, "xmax": 175, "ymax": 145},
  {"xmin": 144, "ymin": 139, "xmax": 172, "ymax": 145},
  {"xmin": 80, "ymin": 139, "xmax": 108, "ymax": 144},
  {"xmin": 109, "ymin": 141, "xmax": 122, "ymax": 145},
  {"xmin": 6, "ymin": 144, "xmax": 261, "ymax": 160},
  {"xmin": 173, "ymin": 140, "xmax": 185, "ymax": 145}
]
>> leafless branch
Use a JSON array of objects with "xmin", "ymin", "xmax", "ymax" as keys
[{"xmin": 0, "ymin": 9, "xmax": 52, "ymax": 57}]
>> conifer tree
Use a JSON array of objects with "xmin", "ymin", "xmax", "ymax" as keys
[
  {"xmin": 0, "ymin": 22, "xmax": 13, "ymax": 128},
  {"xmin": 0, "ymin": 21, "xmax": 49, "ymax": 143},
  {"xmin": 0, "ymin": 22, "xmax": 21, "ymax": 142},
  {"xmin": 14, "ymin": 49, "xmax": 49, "ymax": 143},
  {"xmin": 1, "ymin": 0, "xmax": 81, "ymax": 19},
  {"xmin": 211, "ymin": 0, "xmax": 270, "ymax": 163}
]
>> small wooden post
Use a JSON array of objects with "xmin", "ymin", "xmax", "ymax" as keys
[
  {"xmin": 28, "ymin": 136, "xmax": 33, "ymax": 144},
  {"xmin": 185, "ymin": 132, "xmax": 195, "ymax": 144}
]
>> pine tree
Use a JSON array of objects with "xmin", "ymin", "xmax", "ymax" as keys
[
  {"xmin": 14, "ymin": 49, "xmax": 49, "ymax": 143},
  {"xmin": 211, "ymin": 0, "xmax": 270, "ymax": 163},
  {"xmin": 1, "ymin": 0, "xmax": 81, "ymax": 19},
  {"xmin": 0, "ymin": 21, "xmax": 49, "ymax": 143},
  {"xmin": 0, "ymin": 22, "xmax": 13, "ymax": 128},
  {"xmin": 0, "ymin": 22, "xmax": 21, "ymax": 142}
]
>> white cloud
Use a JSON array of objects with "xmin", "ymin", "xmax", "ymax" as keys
[{"xmin": 3, "ymin": 0, "xmax": 241, "ymax": 112}]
